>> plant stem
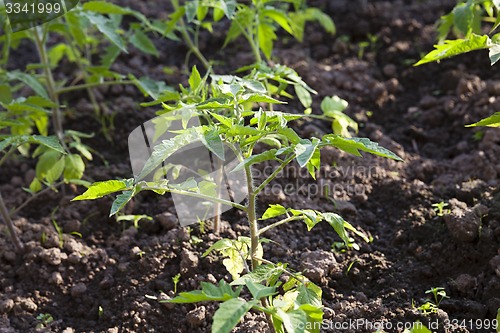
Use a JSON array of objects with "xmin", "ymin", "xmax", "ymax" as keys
[
  {"xmin": 254, "ymin": 154, "xmax": 295, "ymax": 195},
  {"xmin": 33, "ymin": 27, "xmax": 67, "ymax": 151},
  {"xmin": 244, "ymin": 163, "xmax": 259, "ymax": 271},
  {"xmin": 142, "ymin": 185, "xmax": 247, "ymax": 211},
  {"xmin": 0, "ymin": 146, "xmax": 16, "ymax": 169},
  {"xmin": 0, "ymin": 191, "xmax": 24, "ymax": 252},
  {"xmin": 244, "ymin": 162, "xmax": 276, "ymax": 333},
  {"xmin": 213, "ymin": 158, "xmax": 224, "ymax": 235},
  {"xmin": 56, "ymin": 80, "xmax": 135, "ymax": 95},
  {"xmin": 9, "ymin": 181, "xmax": 64, "ymax": 218},
  {"xmin": 258, "ymin": 215, "xmax": 303, "ymax": 235},
  {"xmin": 170, "ymin": 0, "xmax": 210, "ymax": 71}
]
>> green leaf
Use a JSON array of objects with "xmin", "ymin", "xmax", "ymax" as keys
[
  {"xmin": 0, "ymin": 84, "xmax": 12, "ymax": 104},
  {"xmin": 130, "ymin": 29, "xmax": 159, "ymax": 57},
  {"xmin": 306, "ymin": 149, "xmax": 320, "ymax": 179},
  {"xmin": 496, "ymin": 308, "xmax": 500, "ymax": 333},
  {"xmin": 212, "ymin": 298, "xmax": 257, "ymax": 333},
  {"xmin": 278, "ymin": 128, "xmax": 301, "ymax": 144},
  {"xmin": 189, "ymin": 65, "xmax": 202, "ymax": 91},
  {"xmin": 209, "ymin": 112, "xmax": 233, "ymax": 127},
  {"xmin": 452, "ymin": 1, "xmax": 474, "ymax": 36},
  {"xmin": 490, "ymin": 43, "xmax": 500, "ymax": 65},
  {"xmin": 232, "ymin": 149, "xmax": 278, "ymax": 173},
  {"xmin": 295, "ymin": 139, "xmax": 319, "ymax": 167},
  {"xmin": 29, "ymin": 178, "xmax": 42, "ymax": 193},
  {"xmin": 466, "ymin": 112, "xmax": 500, "ymax": 127},
  {"xmin": 110, "ymin": 189, "xmax": 135, "ymax": 216},
  {"xmin": 137, "ymin": 128, "xmax": 200, "ymax": 180},
  {"xmin": 245, "ymin": 280, "xmax": 277, "ymax": 299},
  {"xmin": 201, "ymin": 128, "xmax": 225, "ymax": 160},
  {"xmin": 83, "ymin": 12, "xmax": 127, "ymax": 52},
  {"xmin": 129, "ymin": 74, "xmax": 171, "ymax": 100},
  {"xmin": 415, "ymin": 34, "xmax": 491, "ymax": 66},
  {"xmin": 166, "ymin": 280, "xmax": 241, "ymax": 303},
  {"xmin": 297, "ymin": 284, "xmax": 321, "ymax": 307},
  {"xmin": 30, "ymin": 136, "xmax": 65, "ymax": 154},
  {"xmin": 7, "ymin": 71, "xmax": 48, "ymax": 99},
  {"xmin": 203, "ymin": 238, "xmax": 234, "ymax": 257},
  {"xmin": 36, "ymin": 150, "xmax": 62, "ymax": 181},
  {"xmin": 321, "ymin": 95, "xmax": 348, "ymax": 113},
  {"xmin": 0, "ymin": 138, "xmax": 12, "ymax": 153},
  {"xmin": 64, "ymin": 154, "xmax": 85, "ymax": 180},
  {"xmin": 241, "ymin": 93, "xmax": 285, "ymax": 104},
  {"xmin": 231, "ymin": 264, "xmax": 286, "ymax": 286},
  {"xmin": 294, "ymin": 85, "xmax": 312, "ymax": 108},
  {"xmin": 323, "ymin": 135, "xmax": 403, "ymax": 161},
  {"xmin": 72, "ymin": 180, "xmax": 131, "ymax": 201},
  {"xmin": 45, "ymin": 157, "xmax": 65, "ymax": 184},
  {"xmin": 227, "ymin": 125, "xmax": 261, "ymax": 137},
  {"xmin": 83, "ymin": 1, "xmax": 131, "ymax": 15},
  {"xmin": 263, "ymin": 8, "xmax": 293, "ymax": 35},
  {"xmin": 322, "ymin": 212, "xmax": 350, "ymax": 245},
  {"xmin": 437, "ymin": 12, "xmax": 454, "ymax": 43},
  {"xmin": 258, "ymin": 22, "xmax": 276, "ymax": 59},
  {"xmin": 290, "ymin": 209, "xmax": 320, "ymax": 230},
  {"xmin": 305, "ymin": 8, "xmax": 335, "ymax": 34},
  {"xmin": 277, "ymin": 308, "xmax": 306, "ymax": 333},
  {"xmin": 261, "ymin": 204, "xmax": 287, "ymax": 220}
]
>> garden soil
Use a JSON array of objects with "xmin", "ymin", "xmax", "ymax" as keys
[{"xmin": 1, "ymin": 0, "xmax": 500, "ymax": 332}]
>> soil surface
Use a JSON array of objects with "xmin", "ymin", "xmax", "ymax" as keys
[{"xmin": 1, "ymin": 0, "xmax": 500, "ymax": 332}]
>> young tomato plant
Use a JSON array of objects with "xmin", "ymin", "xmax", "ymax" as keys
[
  {"xmin": 0, "ymin": 1, "xmax": 167, "ymax": 250},
  {"xmin": 156, "ymin": 0, "xmax": 335, "ymax": 69},
  {"xmin": 415, "ymin": 0, "xmax": 500, "ymax": 127},
  {"xmin": 73, "ymin": 67, "xmax": 402, "ymax": 332}
]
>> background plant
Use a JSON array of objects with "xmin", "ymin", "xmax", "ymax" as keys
[
  {"xmin": 0, "ymin": 1, "xmax": 167, "ymax": 251},
  {"xmin": 415, "ymin": 0, "xmax": 500, "ymax": 127}
]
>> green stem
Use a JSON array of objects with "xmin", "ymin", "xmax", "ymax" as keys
[
  {"xmin": 245, "ymin": 162, "xmax": 277, "ymax": 332},
  {"xmin": 213, "ymin": 158, "xmax": 224, "ymax": 235},
  {"xmin": 258, "ymin": 215, "xmax": 303, "ymax": 235},
  {"xmin": 9, "ymin": 182, "xmax": 64, "ymax": 218},
  {"xmin": 179, "ymin": 18, "xmax": 211, "ymax": 70},
  {"xmin": 0, "ymin": 146, "xmax": 16, "ymax": 169},
  {"xmin": 244, "ymin": 164, "xmax": 259, "ymax": 271},
  {"xmin": 33, "ymin": 27, "xmax": 68, "ymax": 151},
  {"xmin": 170, "ymin": 1, "xmax": 210, "ymax": 71},
  {"xmin": 254, "ymin": 154, "xmax": 295, "ymax": 195},
  {"xmin": 0, "ymin": 191, "xmax": 24, "ymax": 252},
  {"xmin": 56, "ymin": 80, "xmax": 135, "ymax": 95},
  {"xmin": 142, "ymin": 185, "xmax": 247, "ymax": 211}
]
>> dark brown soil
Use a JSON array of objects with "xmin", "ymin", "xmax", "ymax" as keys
[{"xmin": 1, "ymin": 0, "xmax": 500, "ymax": 332}]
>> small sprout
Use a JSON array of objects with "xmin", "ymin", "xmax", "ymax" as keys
[
  {"xmin": 332, "ymin": 238, "xmax": 360, "ymax": 253},
  {"xmin": 190, "ymin": 235, "xmax": 203, "ymax": 245},
  {"xmin": 432, "ymin": 202, "xmax": 450, "ymax": 217},
  {"xmin": 98, "ymin": 305, "xmax": 104, "ymax": 318},
  {"xmin": 36, "ymin": 313, "xmax": 54, "ymax": 329},
  {"xmin": 116, "ymin": 214, "xmax": 153, "ymax": 229},
  {"xmin": 172, "ymin": 273, "xmax": 181, "ymax": 294},
  {"xmin": 416, "ymin": 287, "xmax": 449, "ymax": 315},
  {"xmin": 51, "ymin": 208, "xmax": 64, "ymax": 248},
  {"xmin": 426, "ymin": 287, "xmax": 449, "ymax": 306},
  {"xmin": 346, "ymin": 260, "xmax": 359, "ymax": 276}
]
